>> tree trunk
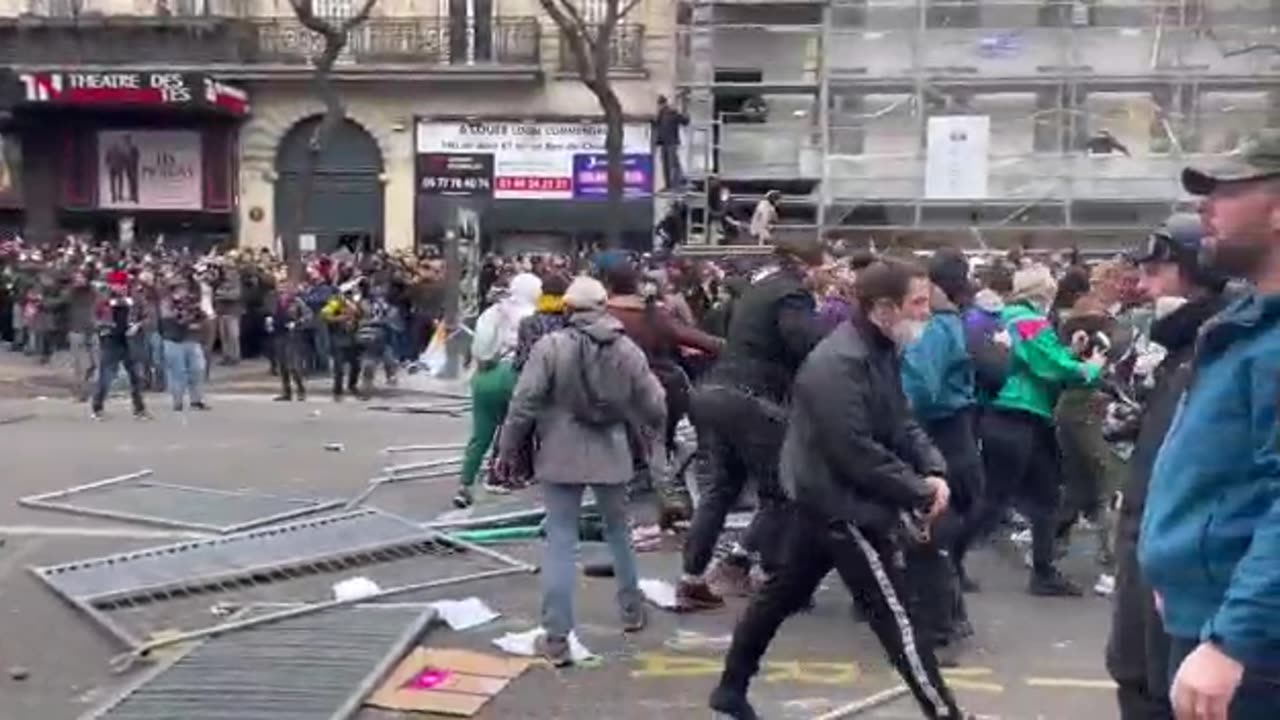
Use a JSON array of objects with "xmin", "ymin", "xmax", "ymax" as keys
[{"xmin": 598, "ymin": 88, "xmax": 626, "ymax": 248}]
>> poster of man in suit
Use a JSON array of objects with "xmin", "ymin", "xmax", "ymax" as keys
[
  {"xmin": 98, "ymin": 130, "xmax": 201, "ymax": 210},
  {"xmin": 0, "ymin": 133, "xmax": 20, "ymax": 208}
]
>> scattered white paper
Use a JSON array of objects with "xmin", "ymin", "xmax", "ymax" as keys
[
  {"xmin": 492, "ymin": 628, "xmax": 597, "ymax": 663},
  {"xmin": 332, "ymin": 576, "xmax": 382, "ymax": 602},
  {"xmin": 639, "ymin": 578, "xmax": 680, "ymax": 610},
  {"xmin": 430, "ymin": 597, "xmax": 499, "ymax": 631}
]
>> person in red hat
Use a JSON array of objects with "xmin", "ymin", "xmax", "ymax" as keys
[{"xmin": 90, "ymin": 273, "xmax": 150, "ymax": 421}]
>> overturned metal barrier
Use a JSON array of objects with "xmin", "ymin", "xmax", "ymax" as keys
[
  {"xmin": 18, "ymin": 470, "xmax": 346, "ymax": 534},
  {"xmin": 85, "ymin": 604, "xmax": 435, "ymax": 720},
  {"xmin": 30, "ymin": 508, "xmax": 535, "ymax": 652}
]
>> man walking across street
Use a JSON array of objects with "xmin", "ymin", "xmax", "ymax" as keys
[
  {"xmin": 708, "ymin": 259, "xmax": 965, "ymax": 720},
  {"xmin": 1140, "ymin": 130, "xmax": 1280, "ymax": 720}
]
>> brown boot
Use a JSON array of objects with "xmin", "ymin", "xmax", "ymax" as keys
[
  {"xmin": 706, "ymin": 558, "xmax": 754, "ymax": 598},
  {"xmin": 675, "ymin": 578, "xmax": 724, "ymax": 611}
]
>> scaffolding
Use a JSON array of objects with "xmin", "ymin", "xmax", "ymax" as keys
[{"xmin": 673, "ymin": 0, "xmax": 1280, "ymax": 247}]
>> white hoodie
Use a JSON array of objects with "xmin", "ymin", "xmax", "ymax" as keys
[{"xmin": 471, "ymin": 272, "xmax": 542, "ymax": 364}]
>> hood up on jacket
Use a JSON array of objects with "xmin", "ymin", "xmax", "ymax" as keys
[
  {"xmin": 472, "ymin": 272, "xmax": 543, "ymax": 363},
  {"xmin": 570, "ymin": 308, "xmax": 624, "ymax": 344}
]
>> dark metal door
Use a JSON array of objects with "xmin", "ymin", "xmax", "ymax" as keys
[{"xmin": 274, "ymin": 116, "xmax": 383, "ymax": 252}]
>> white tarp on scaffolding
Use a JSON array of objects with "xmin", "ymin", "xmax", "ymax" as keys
[{"xmin": 924, "ymin": 115, "xmax": 990, "ymax": 200}]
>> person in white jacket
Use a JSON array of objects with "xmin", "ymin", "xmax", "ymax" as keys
[{"xmin": 454, "ymin": 272, "xmax": 542, "ymax": 508}]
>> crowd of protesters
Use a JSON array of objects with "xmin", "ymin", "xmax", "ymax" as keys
[
  {"xmin": 460, "ymin": 141, "xmax": 1279, "ymax": 720},
  {"xmin": 0, "ymin": 238, "xmax": 465, "ymax": 415},
  {"xmin": 5, "ymin": 133, "xmax": 1280, "ymax": 719}
]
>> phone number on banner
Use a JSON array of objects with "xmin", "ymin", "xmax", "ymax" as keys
[{"xmin": 495, "ymin": 176, "xmax": 572, "ymax": 193}]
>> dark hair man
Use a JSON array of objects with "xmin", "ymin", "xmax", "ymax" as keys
[
  {"xmin": 1139, "ymin": 130, "xmax": 1280, "ymax": 720},
  {"xmin": 1104, "ymin": 213, "xmax": 1228, "ymax": 720},
  {"xmin": 708, "ymin": 259, "xmax": 965, "ymax": 720},
  {"xmin": 675, "ymin": 236, "xmax": 829, "ymax": 610}
]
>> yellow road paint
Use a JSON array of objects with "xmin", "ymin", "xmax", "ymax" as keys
[
  {"xmin": 763, "ymin": 660, "xmax": 862, "ymax": 685},
  {"xmin": 1025, "ymin": 677, "xmax": 1118, "ymax": 690},
  {"xmin": 633, "ymin": 652, "xmax": 1106, "ymax": 695},
  {"xmin": 946, "ymin": 679, "xmax": 1006, "ymax": 694},
  {"xmin": 632, "ymin": 653, "xmax": 722, "ymax": 679}
]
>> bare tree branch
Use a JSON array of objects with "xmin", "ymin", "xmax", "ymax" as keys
[
  {"xmin": 538, "ymin": 0, "xmax": 634, "ymax": 244},
  {"xmin": 618, "ymin": 0, "xmax": 643, "ymax": 20},
  {"xmin": 282, "ymin": 0, "xmax": 379, "ymax": 276},
  {"xmin": 538, "ymin": 0, "xmax": 598, "ymax": 84},
  {"xmin": 342, "ymin": 0, "xmax": 379, "ymax": 34}
]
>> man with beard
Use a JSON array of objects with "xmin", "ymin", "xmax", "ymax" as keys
[
  {"xmin": 675, "ymin": 236, "xmax": 828, "ymax": 610},
  {"xmin": 1139, "ymin": 131, "xmax": 1280, "ymax": 720},
  {"xmin": 1105, "ymin": 213, "xmax": 1228, "ymax": 720},
  {"xmin": 708, "ymin": 259, "xmax": 966, "ymax": 720}
]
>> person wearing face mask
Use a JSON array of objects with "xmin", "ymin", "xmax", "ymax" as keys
[
  {"xmin": 1103, "ymin": 214, "xmax": 1228, "ymax": 720},
  {"xmin": 708, "ymin": 258, "xmax": 965, "ymax": 720},
  {"xmin": 1139, "ymin": 133, "xmax": 1280, "ymax": 720},
  {"xmin": 899, "ymin": 250, "xmax": 982, "ymax": 662},
  {"xmin": 973, "ymin": 263, "xmax": 1104, "ymax": 597}
]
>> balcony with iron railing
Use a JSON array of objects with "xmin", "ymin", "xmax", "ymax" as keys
[
  {"xmin": 0, "ymin": 13, "xmax": 542, "ymax": 71},
  {"xmin": 555, "ymin": 23, "xmax": 647, "ymax": 75}
]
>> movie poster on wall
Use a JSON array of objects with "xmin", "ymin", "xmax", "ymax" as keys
[{"xmin": 98, "ymin": 130, "xmax": 203, "ymax": 210}]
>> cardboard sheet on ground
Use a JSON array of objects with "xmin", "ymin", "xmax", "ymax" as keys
[{"xmin": 367, "ymin": 647, "xmax": 532, "ymax": 716}]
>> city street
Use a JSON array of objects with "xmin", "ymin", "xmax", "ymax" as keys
[{"xmin": 0, "ymin": 379, "xmax": 1120, "ymax": 720}]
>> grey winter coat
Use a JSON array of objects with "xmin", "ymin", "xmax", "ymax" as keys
[{"xmin": 499, "ymin": 310, "xmax": 665, "ymax": 486}]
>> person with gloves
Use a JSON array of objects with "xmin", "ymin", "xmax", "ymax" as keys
[{"xmin": 455, "ymin": 272, "xmax": 542, "ymax": 509}]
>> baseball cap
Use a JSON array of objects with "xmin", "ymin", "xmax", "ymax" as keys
[
  {"xmin": 1132, "ymin": 213, "xmax": 1205, "ymax": 266},
  {"xmin": 1182, "ymin": 128, "xmax": 1280, "ymax": 195}
]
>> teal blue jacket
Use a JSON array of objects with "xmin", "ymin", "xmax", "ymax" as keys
[
  {"xmin": 1140, "ymin": 291, "xmax": 1280, "ymax": 670},
  {"xmin": 901, "ymin": 309, "xmax": 976, "ymax": 421}
]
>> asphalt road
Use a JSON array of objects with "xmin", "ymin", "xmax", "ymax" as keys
[{"xmin": 0, "ymin": 390, "xmax": 1122, "ymax": 720}]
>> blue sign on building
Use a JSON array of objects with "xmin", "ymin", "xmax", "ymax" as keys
[{"xmin": 571, "ymin": 153, "xmax": 653, "ymax": 199}]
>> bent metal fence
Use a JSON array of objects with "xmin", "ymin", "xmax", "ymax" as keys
[
  {"xmin": 84, "ymin": 604, "xmax": 435, "ymax": 720},
  {"xmin": 29, "ymin": 508, "xmax": 534, "ymax": 652}
]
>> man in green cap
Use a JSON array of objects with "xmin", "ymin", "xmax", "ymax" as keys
[{"xmin": 1139, "ymin": 129, "xmax": 1280, "ymax": 720}]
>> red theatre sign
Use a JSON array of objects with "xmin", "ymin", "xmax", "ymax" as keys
[{"xmin": 15, "ymin": 71, "xmax": 249, "ymax": 116}]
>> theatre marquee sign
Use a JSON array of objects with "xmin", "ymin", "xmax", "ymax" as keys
[{"xmin": 4, "ymin": 71, "xmax": 249, "ymax": 115}]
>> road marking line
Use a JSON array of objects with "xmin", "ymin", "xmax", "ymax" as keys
[
  {"xmin": 1025, "ymin": 677, "xmax": 1118, "ymax": 690},
  {"xmin": 946, "ymin": 679, "xmax": 1005, "ymax": 693}
]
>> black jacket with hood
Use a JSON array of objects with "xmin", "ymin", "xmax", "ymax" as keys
[
  {"xmin": 780, "ymin": 313, "xmax": 945, "ymax": 531},
  {"xmin": 1116, "ymin": 293, "xmax": 1226, "ymax": 546}
]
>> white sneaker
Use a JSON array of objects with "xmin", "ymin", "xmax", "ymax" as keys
[{"xmin": 1093, "ymin": 573, "xmax": 1116, "ymax": 597}]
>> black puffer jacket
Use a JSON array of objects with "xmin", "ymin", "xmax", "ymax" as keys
[
  {"xmin": 780, "ymin": 314, "xmax": 944, "ymax": 531},
  {"xmin": 704, "ymin": 264, "xmax": 826, "ymax": 402},
  {"xmin": 1115, "ymin": 293, "xmax": 1225, "ymax": 546}
]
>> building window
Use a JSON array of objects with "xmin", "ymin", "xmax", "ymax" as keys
[
  {"xmin": 27, "ymin": 0, "xmax": 82, "ymax": 16},
  {"xmin": 927, "ymin": 0, "xmax": 979, "ymax": 29}
]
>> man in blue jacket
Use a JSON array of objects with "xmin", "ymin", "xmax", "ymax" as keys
[
  {"xmin": 1140, "ymin": 129, "xmax": 1280, "ymax": 720},
  {"xmin": 901, "ymin": 250, "xmax": 982, "ymax": 659}
]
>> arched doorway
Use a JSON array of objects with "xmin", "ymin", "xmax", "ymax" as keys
[{"xmin": 274, "ymin": 116, "xmax": 384, "ymax": 253}]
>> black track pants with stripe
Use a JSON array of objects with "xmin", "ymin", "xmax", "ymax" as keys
[{"xmin": 716, "ymin": 508, "xmax": 964, "ymax": 719}]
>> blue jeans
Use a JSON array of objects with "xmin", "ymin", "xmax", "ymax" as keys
[
  {"xmin": 163, "ymin": 339, "xmax": 206, "ymax": 407},
  {"xmin": 1168, "ymin": 637, "xmax": 1280, "ymax": 719},
  {"xmin": 542, "ymin": 483, "xmax": 640, "ymax": 640},
  {"xmin": 148, "ymin": 331, "xmax": 165, "ymax": 387}
]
